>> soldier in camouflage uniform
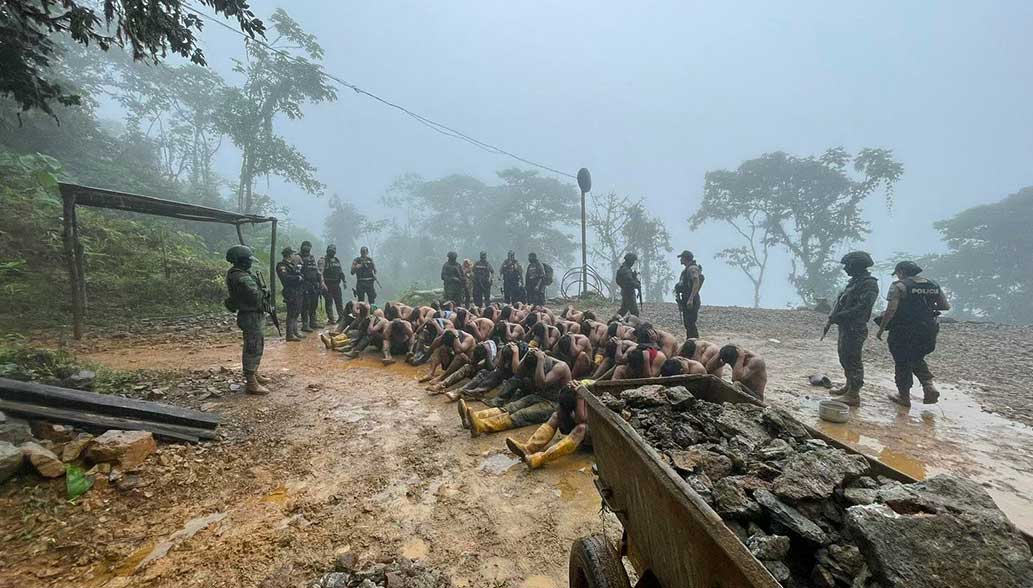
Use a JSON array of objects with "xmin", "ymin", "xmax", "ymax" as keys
[
  {"xmin": 225, "ymin": 245, "xmax": 272, "ymax": 395},
  {"xmin": 276, "ymin": 246, "xmax": 304, "ymax": 342},
  {"xmin": 441, "ymin": 251, "xmax": 464, "ymax": 304},
  {"xmin": 351, "ymin": 246, "xmax": 378, "ymax": 303},
  {"xmin": 615, "ymin": 253, "xmax": 641, "ymax": 317},
  {"xmin": 298, "ymin": 241, "xmax": 322, "ymax": 331},
  {"xmin": 826, "ymin": 251, "xmax": 880, "ymax": 407}
]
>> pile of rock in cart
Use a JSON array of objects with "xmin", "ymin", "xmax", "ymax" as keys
[
  {"xmin": 600, "ymin": 385, "xmax": 1033, "ymax": 588},
  {"xmin": 313, "ymin": 553, "xmax": 452, "ymax": 588}
]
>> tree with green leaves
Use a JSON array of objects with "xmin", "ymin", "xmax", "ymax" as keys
[
  {"xmin": 217, "ymin": 8, "xmax": 336, "ymax": 213},
  {"xmin": 1, "ymin": 0, "xmax": 264, "ymax": 117},
  {"xmin": 693, "ymin": 148, "xmax": 903, "ymax": 304},
  {"xmin": 918, "ymin": 187, "xmax": 1033, "ymax": 324}
]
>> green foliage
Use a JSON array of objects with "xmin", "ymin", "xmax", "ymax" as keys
[
  {"xmin": 0, "ymin": 342, "xmax": 166, "ymax": 394},
  {"xmin": 0, "ymin": 0, "xmax": 264, "ymax": 117},
  {"xmin": 917, "ymin": 187, "xmax": 1033, "ymax": 324},
  {"xmin": 66, "ymin": 465, "xmax": 93, "ymax": 500},
  {"xmin": 693, "ymin": 147, "xmax": 903, "ymax": 304}
]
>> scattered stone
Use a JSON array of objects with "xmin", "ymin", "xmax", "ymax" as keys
[
  {"xmin": 842, "ymin": 487, "xmax": 878, "ymax": 506},
  {"xmin": 714, "ymin": 404, "xmax": 771, "ymax": 445},
  {"xmin": 772, "ymin": 448, "xmax": 869, "ymax": 502},
  {"xmin": 683, "ymin": 473, "xmax": 714, "ymax": 505},
  {"xmin": 669, "ymin": 446, "xmax": 733, "ymax": 481},
  {"xmin": 621, "ymin": 385, "xmax": 667, "ymax": 408},
  {"xmin": 599, "ymin": 393, "xmax": 625, "ymax": 412},
  {"xmin": 663, "ymin": 385, "xmax": 692, "ymax": 406},
  {"xmin": 846, "ymin": 502, "xmax": 1033, "ymax": 588},
  {"xmin": 21, "ymin": 442, "xmax": 65, "ymax": 478},
  {"xmin": 0, "ymin": 410, "xmax": 5, "ymax": 423},
  {"xmin": 811, "ymin": 564, "xmax": 836, "ymax": 588},
  {"xmin": 761, "ymin": 406, "xmax": 810, "ymax": 439},
  {"xmin": 747, "ymin": 534, "xmax": 790, "ymax": 560},
  {"xmin": 318, "ymin": 572, "xmax": 349, "ymax": 588},
  {"xmin": 61, "ymin": 369, "xmax": 96, "ymax": 390},
  {"xmin": 0, "ymin": 418, "xmax": 33, "ymax": 444},
  {"xmin": 61, "ymin": 433, "xmax": 95, "ymax": 462},
  {"xmin": 86, "ymin": 430, "xmax": 157, "ymax": 470},
  {"xmin": 756, "ymin": 438, "xmax": 793, "ymax": 461},
  {"xmin": 335, "ymin": 551, "xmax": 358, "ymax": 573},
  {"xmin": 0, "ymin": 441, "xmax": 23, "ymax": 483},
  {"xmin": 712, "ymin": 477, "xmax": 761, "ymax": 520},
  {"xmin": 755, "ymin": 489, "xmax": 829, "ymax": 544},
  {"xmin": 30, "ymin": 421, "xmax": 75, "ymax": 443},
  {"xmin": 761, "ymin": 560, "xmax": 791, "ymax": 583},
  {"xmin": 671, "ymin": 423, "xmax": 704, "ymax": 447}
]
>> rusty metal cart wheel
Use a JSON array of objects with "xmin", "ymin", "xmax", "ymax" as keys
[{"xmin": 569, "ymin": 534, "xmax": 631, "ymax": 588}]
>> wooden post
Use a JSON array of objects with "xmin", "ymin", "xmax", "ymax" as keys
[
  {"xmin": 577, "ymin": 168, "xmax": 592, "ymax": 298},
  {"xmin": 269, "ymin": 219, "xmax": 277, "ymax": 303},
  {"xmin": 62, "ymin": 192, "xmax": 83, "ymax": 340}
]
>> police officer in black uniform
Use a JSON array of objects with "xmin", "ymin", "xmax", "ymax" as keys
[
  {"xmin": 441, "ymin": 251, "xmax": 464, "ymax": 304},
  {"xmin": 876, "ymin": 261, "xmax": 950, "ymax": 408},
  {"xmin": 675, "ymin": 250, "xmax": 704, "ymax": 338},
  {"xmin": 351, "ymin": 246, "xmax": 377, "ymax": 304},
  {"xmin": 525, "ymin": 253, "xmax": 546, "ymax": 306},
  {"xmin": 276, "ymin": 246, "xmax": 305, "ymax": 342},
  {"xmin": 298, "ymin": 241, "xmax": 322, "ymax": 331},
  {"xmin": 472, "ymin": 251, "xmax": 495, "ymax": 306},
  {"xmin": 225, "ymin": 245, "xmax": 271, "ymax": 394},
  {"xmin": 500, "ymin": 250, "xmax": 523, "ymax": 304},
  {"xmin": 320, "ymin": 244, "xmax": 346, "ymax": 324},
  {"xmin": 615, "ymin": 253, "xmax": 641, "ymax": 316},
  {"xmin": 826, "ymin": 251, "xmax": 879, "ymax": 407}
]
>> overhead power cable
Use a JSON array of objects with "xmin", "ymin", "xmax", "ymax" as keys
[{"xmin": 183, "ymin": 4, "xmax": 577, "ymax": 179}]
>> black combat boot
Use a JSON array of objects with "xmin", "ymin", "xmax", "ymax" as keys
[
  {"xmin": 886, "ymin": 389, "xmax": 912, "ymax": 407},
  {"xmin": 921, "ymin": 381, "xmax": 940, "ymax": 404}
]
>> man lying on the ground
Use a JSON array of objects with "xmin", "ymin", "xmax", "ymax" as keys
[
  {"xmin": 590, "ymin": 338, "xmax": 638, "ymax": 379},
  {"xmin": 715, "ymin": 344, "xmax": 767, "ymax": 400},
  {"xmin": 528, "ymin": 322, "xmax": 561, "ymax": 351},
  {"xmin": 659, "ymin": 356, "xmax": 707, "ymax": 376},
  {"xmin": 464, "ymin": 315, "xmax": 495, "ymax": 342},
  {"xmin": 422, "ymin": 328, "xmax": 476, "ymax": 387},
  {"xmin": 491, "ymin": 320, "xmax": 526, "ymax": 344},
  {"xmin": 555, "ymin": 334, "xmax": 595, "ymax": 379},
  {"xmin": 678, "ymin": 338, "xmax": 723, "ymax": 375},
  {"xmin": 613, "ymin": 346, "xmax": 667, "ymax": 379},
  {"xmin": 633, "ymin": 323, "xmax": 679, "ymax": 359},
  {"xmin": 506, "ymin": 381, "xmax": 589, "ymax": 469},
  {"xmin": 379, "ymin": 318, "xmax": 414, "ymax": 365},
  {"xmin": 464, "ymin": 348, "xmax": 571, "ymax": 437}
]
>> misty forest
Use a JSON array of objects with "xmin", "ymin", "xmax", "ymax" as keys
[{"xmin": 1, "ymin": 2, "xmax": 1032, "ymax": 588}]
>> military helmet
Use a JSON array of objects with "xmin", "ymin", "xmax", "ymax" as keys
[
  {"xmin": 893, "ymin": 260, "xmax": 923, "ymax": 276},
  {"xmin": 528, "ymin": 252, "xmax": 538, "ymax": 261},
  {"xmin": 447, "ymin": 251, "xmax": 457, "ymax": 260},
  {"xmin": 480, "ymin": 251, "xmax": 488, "ymax": 259},
  {"xmin": 301, "ymin": 240, "xmax": 312, "ymax": 248},
  {"xmin": 281, "ymin": 246, "xmax": 294, "ymax": 257},
  {"xmin": 840, "ymin": 251, "xmax": 874, "ymax": 268},
  {"xmin": 360, "ymin": 246, "xmax": 369, "ymax": 254},
  {"xmin": 507, "ymin": 250, "xmax": 515, "ymax": 258},
  {"xmin": 226, "ymin": 245, "xmax": 254, "ymax": 263},
  {"xmin": 624, "ymin": 252, "xmax": 638, "ymax": 263}
]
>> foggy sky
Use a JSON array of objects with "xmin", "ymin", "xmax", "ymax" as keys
[{"xmin": 191, "ymin": 1, "xmax": 1033, "ymax": 307}]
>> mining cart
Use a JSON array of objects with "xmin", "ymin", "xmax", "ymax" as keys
[{"xmin": 569, "ymin": 374, "xmax": 941, "ymax": 588}]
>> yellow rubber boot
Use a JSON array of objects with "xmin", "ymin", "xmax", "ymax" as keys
[
  {"xmin": 458, "ymin": 400, "xmax": 500, "ymax": 428},
  {"xmin": 467, "ymin": 410, "xmax": 513, "ymax": 437},
  {"xmin": 330, "ymin": 335, "xmax": 351, "ymax": 350},
  {"xmin": 505, "ymin": 423, "xmax": 557, "ymax": 460},
  {"xmin": 525, "ymin": 436, "xmax": 579, "ymax": 469}
]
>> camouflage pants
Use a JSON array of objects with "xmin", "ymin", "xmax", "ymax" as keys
[
  {"xmin": 502, "ymin": 393, "xmax": 557, "ymax": 427},
  {"xmin": 237, "ymin": 311, "xmax": 265, "ymax": 376},
  {"xmin": 837, "ymin": 323, "xmax": 868, "ymax": 390}
]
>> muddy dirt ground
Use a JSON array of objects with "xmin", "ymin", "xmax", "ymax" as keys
[{"xmin": 1, "ymin": 303, "xmax": 1031, "ymax": 587}]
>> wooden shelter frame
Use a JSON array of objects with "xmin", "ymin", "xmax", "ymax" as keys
[{"xmin": 58, "ymin": 183, "xmax": 278, "ymax": 339}]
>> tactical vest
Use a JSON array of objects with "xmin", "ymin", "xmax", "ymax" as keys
[
  {"xmin": 276, "ymin": 261, "xmax": 303, "ymax": 293},
  {"xmin": 474, "ymin": 262, "xmax": 492, "ymax": 283},
  {"xmin": 892, "ymin": 277, "xmax": 941, "ymax": 328},
  {"xmin": 501, "ymin": 261, "xmax": 520, "ymax": 280},
  {"xmin": 226, "ymin": 267, "xmax": 263, "ymax": 312},
  {"xmin": 301, "ymin": 254, "xmax": 320, "ymax": 282},
  {"xmin": 443, "ymin": 262, "xmax": 462, "ymax": 284},
  {"xmin": 323, "ymin": 256, "xmax": 343, "ymax": 283},
  {"xmin": 354, "ymin": 257, "xmax": 375, "ymax": 282}
]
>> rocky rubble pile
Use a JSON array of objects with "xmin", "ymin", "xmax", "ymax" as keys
[
  {"xmin": 313, "ymin": 553, "xmax": 452, "ymax": 588},
  {"xmin": 600, "ymin": 385, "xmax": 1033, "ymax": 588}
]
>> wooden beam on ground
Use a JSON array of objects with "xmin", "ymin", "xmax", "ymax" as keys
[
  {"xmin": 0, "ymin": 400, "xmax": 211, "ymax": 442},
  {"xmin": 0, "ymin": 378, "xmax": 219, "ymax": 430}
]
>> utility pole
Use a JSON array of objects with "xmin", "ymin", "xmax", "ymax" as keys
[{"xmin": 577, "ymin": 168, "xmax": 592, "ymax": 297}]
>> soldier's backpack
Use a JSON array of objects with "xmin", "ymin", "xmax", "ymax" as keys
[{"xmin": 543, "ymin": 263, "xmax": 554, "ymax": 286}]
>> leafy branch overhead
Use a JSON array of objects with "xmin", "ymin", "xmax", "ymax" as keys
[
  {"xmin": 1, "ymin": 0, "xmax": 265, "ymax": 116},
  {"xmin": 693, "ymin": 147, "xmax": 903, "ymax": 304}
]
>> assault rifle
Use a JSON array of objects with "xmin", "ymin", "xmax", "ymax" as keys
[{"xmin": 254, "ymin": 271, "xmax": 282, "ymax": 336}]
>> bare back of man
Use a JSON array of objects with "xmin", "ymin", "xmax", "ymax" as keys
[{"xmin": 717, "ymin": 345, "xmax": 767, "ymax": 400}]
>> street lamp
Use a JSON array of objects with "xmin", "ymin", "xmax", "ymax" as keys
[{"xmin": 577, "ymin": 167, "xmax": 592, "ymax": 297}]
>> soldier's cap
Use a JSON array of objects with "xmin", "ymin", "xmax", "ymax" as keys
[
  {"xmin": 281, "ymin": 246, "xmax": 294, "ymax": 256},
  {"xmin": 677, "ymin": 250, "xmax": 694, "ymax": 259},
  {"xmin": 480, "ymin": 251, "xmax": 487, "ymax": 257},
  {"xmin": 893, "ymin": 260, "xmax": 923, "ymax": 276}
]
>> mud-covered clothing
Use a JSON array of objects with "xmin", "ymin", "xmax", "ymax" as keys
[
  {"xmin": 227, "ymin": 267, "xmax": 266, "ymax": 375},
  {"xmin": 276, "ymin": 260, "xmax": 304, "ymax": 336},
  {"xmin": 502, "ymin": 394, "xmax": 556, "ymax": 427},
  {"xmin": 473, "ymin": 260, "xmax": 494, "ymax": 305},
  {"xmin": 676, "ymin": 263, "xmax": 704, "ymax": 338},
  {"xmin": 526, "ymin": 261, "xmax": 546, "ymax": 306},
  {"xmin": 441, "ymin": 261, "xmax": 464, "ymax": 303},
  {"xmin": 352, "ymin": 256, "xmax": 377, "ymax": 303},
  {"xmin": 830, "ymin": 273, "xmax": 879, "ymax": 390},
  {"xmin": 886, "ymin": 277, "xmax": 942, "ymax": 393},
  {"xmin": 615, "ymin": 264, "xmax": 641, "ymax": 317}
]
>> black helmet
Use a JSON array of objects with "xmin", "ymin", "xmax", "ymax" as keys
[
  {"xmin": 360, "ymin": 246, "xmax": 369, "ymax": 254},
  {"xmin": 327, "ymin": 244, "xmax": 336, "ymax": 252},
  {"xmin": 226, "ymin": 245, "xmax": 254, "ymax": 263},
  {"xmin": 624, "ymin": 252, "xmax": 638, "ymax": 263},
  {"xmin": 528, "ymin": 252, "xmax": 538, "ymax": 261},
  {"xmin": 301, "ymin": 240, "xmax": 312, "ymax": 248},
  {"xmin": 447, "ymin": 251, "xmax": 457, "ymax": 260},
  {"xmin": 281, "ymin": 246, "xmax": 294, "ymax": 257},
  {"xmin": 507, "ymin": 250, "xmax": 515, "ymax": 258},
  {"xmin": 893, "ymin": 260, "xmax": 923, "ymax": 276},
  {"xmin": 840, "ymin": 251, "xmax": 874, "ymax": 268},
  {"xmin": 480, "ymin": 251, "xmax": 488, "ymax": 259}
]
